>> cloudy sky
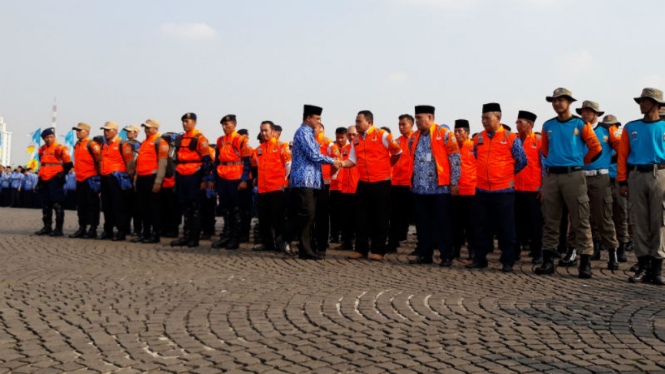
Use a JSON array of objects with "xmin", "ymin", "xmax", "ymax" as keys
[{"xmin": 0, "ymin": 0, "xmax": 662, "ymax": 166}]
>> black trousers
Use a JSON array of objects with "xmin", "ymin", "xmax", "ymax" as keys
[
  {"xmin": 10, "ymin": 188, "xmax": 20, "ymax": 207},
  {"xmin": 313, "ymin": 185, "xmax": 330, "ymax": 252},
  {"xmin": 291, "ymin": 188, "xmax": 317, "ymax": 254},
  {"xmin": 258, "ymin": 190, "xmax": 285, "ymax": 250},
  {"xmin": 136, "ymin": 175, "xmax": 162, "ymax": 235},
  {"xmin": 329, "ymin": 190, "xmax": 343, "ymax": 240},
  {"xmin": 202, "ymin": 191, "xmax": 217, "ymax": 235},
  {"xmin": 452, "ymin": 195, "xmax": 475, "ymax": 251},
  {"xmin": 64, "ymin": 190, "xmax": 77, "ymax": 210},
  {"xmin": 127, "ymin": 189, "xmax": 141, "ymax": 234},
  {"xmin": 473, "ymin": 191, "xmax": 516, "ymax": 266},
  {"xmin": 413, "ymin": 193, "xmax": 453, "ymax": 260},
  {"xmin": 38, "ymin": 178, "xmax": 66, "ymax": 227},
  {"xmin": 21, "ymin": 190, "xmax": 35, "ymax": 209},
  {"xmin": 101, "ymin": 175, "xmax": 129, "ymax": 234},
  {"xmin": 341, "ymin": 193, "xmax": 357, "ymax": 247},
  {"xmin": 0, "ymin": 189, "xmax": 10, "ymax": 207},
  {"xmin": 355, "ymin": 180, "xmax": 391, "ymax": 256},
  {"xmin": 388, "ymin": 185, "xmax": 412, "ymax": 245},
  {"xmin": 76, "ymin": 180, "xmax": 100, "ymax": 227},
  {"xmin": 160, "ymin": 187, "xmax": 177, "ymax": 235},
  {"xmin": 176, "ymin": 172, "xmax": 205, "ymax": 232},
  {"xmin": 515, "ymin": 191, "xmax": 543, "ymax": 256}
]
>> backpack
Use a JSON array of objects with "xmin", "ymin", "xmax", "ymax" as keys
[{"xmin": 159, "ymin": 132, "xmax": 178, "ymax": 178}]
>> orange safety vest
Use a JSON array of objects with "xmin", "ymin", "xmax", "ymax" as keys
[
  {"xmin": 515, "ymin": 132, "xmax": 542, "ymax": 192},
  {"xmin": 38, "ymin": 142, "xmax": 70, "ymax": 181},
  {"xmin": 175, "ymin": 129, "xmax": 208, "ymax": 176},
  {"xmin": 137, "ymin": 133, "xmax": 168, "ymax": 176},
  {"xmin": 409, "ymin": 125, "xmax": 458, "ymax": 186},
  {"xmin": 162, "ymin": 176, "xmax": 175, "ymax": 188},
  {"xmin": 100, "ymin": 136, "xmax": 130, "ymax": 176},
  {"xmin": 457, "ymin": 138, "xmax": 477, "ymax": 196},
  {"xmin": 353, "ymin": 126, "xmax": 400, "ymax": 183},
  {"xmin": 317, "ymin": 133, "xmax": 339, "ymax": 185},
  {"xmin": 330, "ymin": 141, "xmax": 348, "ymax": 191},
  {"xmin": 257, "ymin": 137, "xmax": 291, "ymax": 193},
  {"xmin": 340, "ymin": 143, "xmax": 359, "ymax": 194},
  {"xmin": 392, "ymin": 133, "xmax": 414, "ymax": 186},
  {"xmin": 474, "ymin": 126, "xmax": 517, "ymax": 191},
  {"xmin": 216, "ymin": 131, "xmax": 248, "ymax": 180},
  {"xmin": 74, "ymin": 138, "xmax": 100, "ymax": 182}
]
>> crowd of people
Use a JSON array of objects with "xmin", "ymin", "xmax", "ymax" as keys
[{"xmin": 4, "ymin": 86, "xmax": 665, "ymax": 286}]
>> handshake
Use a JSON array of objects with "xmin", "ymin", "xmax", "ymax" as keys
[{"xmin": 332, "ymin": 159, "xmax": 344, "ymax": 171}]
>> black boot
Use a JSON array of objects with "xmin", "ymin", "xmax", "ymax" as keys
[
  {"xmin": 591, "ymin": 241, "xmax": 602, "ymax": 261},
  {"xmin": 625, "ymin": 241, "xmax": 634, "ymax": 252},
  {"xmin": 651, "ymin": 258, "xmax": 665, "ymax": 286},
  {"xmin": 629, "ymin": 256, "xmax": 650, "ymax": 283},
  {"xmin": 85, "ymin": 226, "xmax": 98, "ymax": 239},
  {"xmin": 558, "ymin": 247, "xmax": 577, "ymax": 267},
  {"xmin": 617, "ymin": 243, "xmax": 628, "ymax": 263},
  {"xmin": 131, "ymin": 229, "xmax": 147, "ymax": 243},
  {"xmin": 50, "ymin": 204, "xmax": 64, "ymax": 237},
  {"xmin": 535, "ymin": 251, "xmax": 555, "ymax": 275},
  {"xmin": 98, "ymin": 230, "xmax": 114, "ymax": 240},
  {"xmin": 50, "ymin": 222, "xmax": 64, "ymax": 237},
  {"xmin": 112, "ymin": 230, "xmax": 126, "ymax": 241},
  {"xmin": 142, "ymin": 233, "xmax": 160, "ymax": 244},
  {"xmin": 607, "ymin": 248, "xmax": 619, "ymax": 270},
  {"xmin": 212, "ymin": 211, "xmax": 232, "ymax": 249},
  {"xmin": 225, "ymin": 207, "xmax": 243, "ymax": 250},
  {"xmin": 298, "ymin": 243, "xmax": 323, "ymax": 260},
  {"xmin": 35, "ymin": 226, "xmax": 52, "ymax": 236},
  {"xmin": 171, "ymin": 230, "xmax": 190, "ymax": 247},
  {"xmin": 36, "ymin": 205, "xmax": 53, "ymax": 235},
  {"xmin": 578, "ymin": 254, "xmax": 592, "ymax": 279},
  {"xmin": 69, "ymin": 226, "xmax": 87, "ymax": 238},
  {"xmin": 187, "ymin": 231, "xmax": 200, "ymax": 248}
]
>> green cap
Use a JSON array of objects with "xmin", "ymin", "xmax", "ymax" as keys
[
  {"xmin": 634, "ymin": 87, "xmax": 665, "ymax": 105},
  {"xmin": 575, "ymin": 100, "xmax": 604, "ymax": 116},
  {"xmin": 546, "ymin": 87, "xmax": 576, "ymax": 102}
]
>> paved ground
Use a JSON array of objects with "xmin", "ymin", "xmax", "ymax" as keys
[{"xmin": 1, "ymin": 208, "xmax": 665, "ymax": 374}]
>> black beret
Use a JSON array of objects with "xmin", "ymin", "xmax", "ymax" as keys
[
  {"xmin": 274, "ymin": 125, "xmax": 283, "ymax": 132},
  {"xmin": 454, "ymin": 119, "xmax": 470, "ymax": 129},
  {"xmin": 517, "ymin": 110, "xmax": 537, "ymax": 122},
  {"xmin": 304, "ymin": 104, "xmax": 323, "ymax": 116},
  {"xmin": 482, "ymin": 103, "xmax": 502, "ymax": 113},
  {"xmin": 220, "ymin": 114, "xmax": 237, "ymax": 123},
  {"xmin": 41, "ymin": 127, "xmax": 55, "ymax": 138},
  {"xmin": 415, "ymin": 105, "xmax": 435, "ymax": 115},
  {"xmin": 238, "ymin": 129, "xmax": 248, "ymax": 136},
  {"xmin": 181, "ymin": 112, "xmax": 197, "ymax": 121}
]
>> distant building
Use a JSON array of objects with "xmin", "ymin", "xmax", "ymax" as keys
[{"xmin": 0, "ymin": 117, "xmax": 12, "ymax": 167}]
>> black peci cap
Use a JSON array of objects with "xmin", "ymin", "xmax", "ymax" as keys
[
  {"xmin": 517, "ymin": 110, "xmax": 537, "ymax": 122},
  {"xmin": 415, "ymin": 105, "xmax": 435, "ymax": 115},
  {"xmin": 303, "ymin": 105, "xmax": 323, "ymax": 116},
  {"xmin": 454, "ymin": 119, "xmax": 470, "ymax": 129},
  {"xmin": 482, "ymin": 103, "xmax": 501, "ymax": 113}
]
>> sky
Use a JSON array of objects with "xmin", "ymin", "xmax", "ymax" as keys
[{"xmin": 1, "ymin": 0, "xmax": 663, "ymax": 166}]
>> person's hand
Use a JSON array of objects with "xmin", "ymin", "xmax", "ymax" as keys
[
  {"xmin": 334, "ymin": 159, "xmax": 343, "ymax": 169},
  {"xmin": 451, "ymin": 185, "xmax": 459, "ymax": 196},
  {"xmin": 620, "ymin": 186, "xmax": 629, "ymax": 198},
  {"xmin": 238, "ymin": 181, "xmax": 248, "ymax": 191},
  {"xmin": 200, "ymin": 181, "xmax": 208, "ymax": 191},
  {"xmin": 152, "ymin": 183, "xmax": 161, "ymax": 193}
]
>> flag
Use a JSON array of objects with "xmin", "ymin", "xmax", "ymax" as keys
[
  {"xmin": 27, "ymin": 151, "xmax": 40, "ymax": 172},
  {"xmin": 64, "ymin": 130, "xmax": 76, "ymax": 149},
  {"xmin": 27, "ymin": 128, "xmax": 41, "ymax": 154},
  {"xmin": 118, "ymin": 130, "xmax": 128, "ymax": 141}
]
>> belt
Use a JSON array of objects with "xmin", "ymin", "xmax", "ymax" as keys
[
  {"xmin": 583, "ymin": 169, "xmax": 609, "ymax": 177},
  {"xmin": 629, "ymin": 164, "xmax": 665, "ymax": 172},
  {"xmin": 546, "ymin": 166, "xmax": 583, "ymax": 174},
  {"xmin": 41, "ymin": 163, "xmax": 62, "ymax": 166},
  {"xmin": 219, "ymin": 161, "xmax": 243, "ymax": 166}
]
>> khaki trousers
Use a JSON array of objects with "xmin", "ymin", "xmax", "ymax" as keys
[
  {"xmin": 610, "ymin": 179, "xmax": 629, "ymax": 244},
  {"xmin": 627, "ymin": 169, "xmax": 665, "ymax": 259},
  {"xmin": 586, "ymin": 174, "xmax": 619, "ymax": 249},
  {"xmin": 542, "ymin": 171, "xmax": 593, "ymax": 255}
]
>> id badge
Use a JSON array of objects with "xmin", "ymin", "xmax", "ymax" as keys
[{"xmin": 425, "ymin": 153, "xmax": 432, "ymax": 162}]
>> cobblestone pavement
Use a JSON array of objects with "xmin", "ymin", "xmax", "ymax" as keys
[{"xmin": 1, "ymin": 208, "xmax": 665, "ymax": 374}]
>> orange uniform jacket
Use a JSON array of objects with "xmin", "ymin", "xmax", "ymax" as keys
[
  {"xmin": 409, "ymin": 125, "xmax": 459, "ymax": 186},
  {"xmin": 176, "ymin": 129, "xmax": 211, "ymax": 176},
  {"xmin": 100, "ymin": 137, "xmax": 133, "ymax": 176},
  {"xmin": 392, "ymin": 133, "xmax": 414, "ymax": 187},
  {"xmin": 136, "ymin": 134, "xmax": 169, "ymax": 176},
  {"xmin": 515, "ymin": 132, "xmax": 542, "ymax": 192},
  {"xmin": 256, "ymin": 137, "xmax": 292, "ymax": 193},
  {"xmin": 340, "ymin": 143, "xmax": 359, "ymax": 194},
  {"xmin": 74, "ymin": 138, "xmax": 101, "ymax": 182},
  {"xmin": 317, "ymin": 133, "xmax": 340, "ymax": 185},
  {"xmin": 215, "ymin": 131, "xmax": 251, "ymax": 180},
  {"xmin": 351, "ymin": 126, "xmax": 402, "ymax": 183},
  {"xmin": 457, "ymin": 138, "xmax": 477, "ymax": 195},
  {"xmin": 39, "ymin": 142, "xmax": 72, "ymax": 181},
  {"xmin": 474, "ymin": 126, "xmax": 517, "ymax": 191},
  {"xmin": 330, "ymin": 141, "xmax": 348, "ymax": 191}
]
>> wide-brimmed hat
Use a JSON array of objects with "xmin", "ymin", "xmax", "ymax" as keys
[
  {"xmin": 72, "ymin": 123, "xmax": 90, "ymax": 131},
  {"xmin": 142, "ymin": 119, "xmax": 160, "ymax": 129},
  {"xmin": 575, "ymin": 100, "xmax": 604, "ymax": 116},
  {"xmin": 546, "ymin": 87, "xmax": 576, "ymax": 102},
  {"xmin": 601, "ymin": 114, "xmax": 620, "ymax": 127},
  {"xmin": 101, "ymin": 121, "xmax": 118, "ymax": 130},
  {"xmin": 634, "ymin": 88, "xmax": 665, "ymax": 105}
]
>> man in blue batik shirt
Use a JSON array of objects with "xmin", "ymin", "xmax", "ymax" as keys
[
  {"xmin": 10, "ymin": 166, "xmax": 23, "ymax": 207},
  {"xmin": 290, "ymin": 104, "xmax": 342, "ymax": 260}
]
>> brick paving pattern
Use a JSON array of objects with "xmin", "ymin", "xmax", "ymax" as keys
[{"xmin": 1, "ymin": 207, "xmax": 665, "ymax": 374}]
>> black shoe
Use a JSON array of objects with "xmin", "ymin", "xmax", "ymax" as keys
[
  {"xmin": 142, "ymin": 235, "xmax": 160, "ymax": 244},
  {"xmin": 187, "ymin": 237, "xmax": 200, "ymax": 248},
  {"xmin": 502, "ymin": 264, "xmax": 514, "ymax": 272},
  {"xmin": 35, "ymin": 227, "xmax": 52, "ymax": 236},
  {"xmin": 225, "ymin": 239, "xmax": 239, "ymax": 250},
  {"xmin": 211, "ymin": 237, "xmax": 231, "ymax": 249},
  {"xmin": 69, "ymin": 226, "xmax": 87, "ymax": 238},
  {"xmin": 98, "ymin": 231, "xmax": 114, "ymax": 240},
  {"xmin": 617, "ymin": 243, "xmax": 628, "ymax": 263},
  {"xmin": 625, "ymin": 241, "xmax": 634, "ymax": 252},
  {"xmin": 49, "ymin": 229, "xmax": 64, "ymax": 237},
  {"xmin": 439, "ymin": 258, "xmax": 453, "ymax": 267},
  {"xmin": 465, "ymin": 261, "xmax": 488, "ymax": 269},
  {"xmin": 409, "ymin": 257, "xmax": 433, "ymax": 265},
  {"xmin": 299, "ymin": 250, "xmax": 323, "ymax": 261},
  {"xmin": 607, "ymin": 248, "xmax": 619, "ymax": 270},
  {"xmin": 651, "ymin": 258, "xmax": 665, "ymax": 286},
  {"xmin": 578, "ymin": 254, "xmax": 592, "ymax": 279},
  {"xmin": 558, "ymin": 247, "xmax": 577, "ymax": 267},
  {"xmin": 131, "ymin": 235, "xmax": 145, "ymax": 243},
  {"xmin": 629, "ymin": 257, "xmax": 651, "ymax": 283},
  {"xmin": 252, "ymin": 245, "xmax": 272, "ymax": 252},
  {"xmin": 113, "ymin": 231, "xmax": 126, "ymax": 241},
  {"xmin": 535, "ymin": 252, "xmax": 555, "ymax": 275},
  {"xmin": 85, "ymin": 227, "xmax": 98, "ymax": 239},
  {"xmin": 532, "ymin": 255, "xmax": 543, "ymax": 265},
  {"xmin": 170, "ymin": 236, "xmax": 189, "ymax": 247},
  {"xmin": 591, "ymin": 241, "xmax": 602, "ymax": 261}
]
